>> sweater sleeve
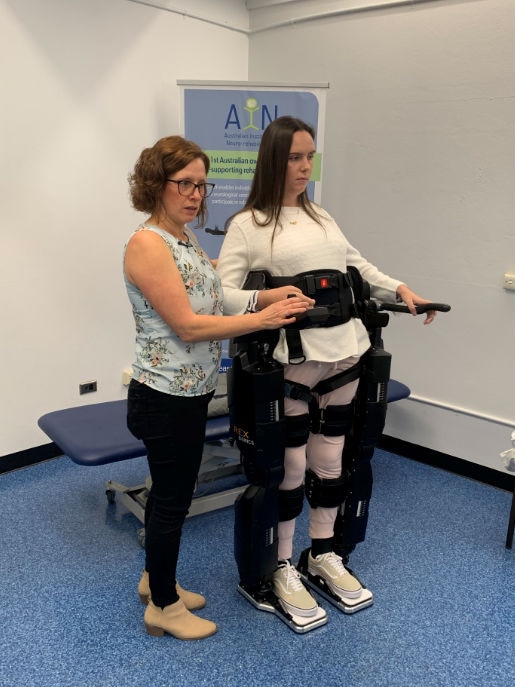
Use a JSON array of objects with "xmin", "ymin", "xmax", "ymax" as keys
[
  {"xmin": 216, "ymin": 220, "xmax": 255, "ymax": 315},
  {"xmin": 344, "ymin": 236, "xmax": 403, "ymax": 304}
]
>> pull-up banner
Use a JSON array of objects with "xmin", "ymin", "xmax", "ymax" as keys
[{"xmin": 178, "ymin": 81, "xmax": 329, "ymax": 258}]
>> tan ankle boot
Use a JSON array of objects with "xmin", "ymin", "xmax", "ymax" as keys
[
  {"xmin": 176, "ymin": 581, "xmax": 206, "ymax": 610},
  {"xmin": 138, "ymin": 570, "xmax": 150, "ymax": 604},
  {"xmin": 144, "ymin": 599, "xmax": 217, "ymax": 640},
  {"xmin": 138, "ymin": 571, "xmax": 206, "ymax": 610}
]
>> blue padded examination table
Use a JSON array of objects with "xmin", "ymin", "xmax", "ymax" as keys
[
  {"xmin": 38, "ymin": 380, "xmax": 410, "ymax": 523},
  {"xmin": 38, "ymin": 400, "xmax": 239, "ymax": 521}
]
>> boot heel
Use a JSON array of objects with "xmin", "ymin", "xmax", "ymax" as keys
[
  {"xmin": 143, "ymin": 598, "xmax": 217, "ymax": 640},
  {"xmin": 144, "ymin": 622, "xmax": 164, "ymax": 637}
]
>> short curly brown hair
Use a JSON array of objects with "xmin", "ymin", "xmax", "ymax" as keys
[{"xmin": 128, "ymin": 136, "xmax": 211, "ymax": 226}]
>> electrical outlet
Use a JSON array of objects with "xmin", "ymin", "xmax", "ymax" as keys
[
  {"xmin": 503, "ymin": 273, "xmax": 515, "ymax": 291},
  {"xmin": 79, "ymin": 380, "xmax": 97, "ymax": 394}
]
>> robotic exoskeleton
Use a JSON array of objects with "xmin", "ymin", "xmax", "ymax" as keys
[
  {"xmin": 228, "ymin": 330, "xmax": 328, "ymax": 632},
  {"xmin": 228, "ymin": 269, "xmax": 449, "ymax": 631},
  {"xmin": 228, "ymin": 266, "xmax": 390, "ymax": 630}
]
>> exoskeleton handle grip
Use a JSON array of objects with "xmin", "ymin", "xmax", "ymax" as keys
[{"xmin": 380, "ymin": 302, "xmax": 451, "ymax": 314}]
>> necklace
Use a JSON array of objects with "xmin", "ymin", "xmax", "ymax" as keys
[{"xmin": 286, "ymin": 207, "xmax": 300, "ymax": 225}]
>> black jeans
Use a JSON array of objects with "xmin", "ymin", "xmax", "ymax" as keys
[{"xmin": 127, "ymin": 379, "xmax": 214, "ymax": 608}]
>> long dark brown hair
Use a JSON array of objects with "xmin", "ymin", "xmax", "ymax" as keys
[{"xmin": 225, "ymin": 115, "xmax": 322, "ymax": 232}]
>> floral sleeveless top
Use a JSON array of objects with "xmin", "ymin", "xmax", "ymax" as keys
[{"xmin": 124, "ymin": 224, "xmax": 222, "ymax": 397}]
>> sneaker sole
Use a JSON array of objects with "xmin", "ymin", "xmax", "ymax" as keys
[{"xmin": 275, "ymin": 595, "xmax": 319, "ymax": 618}]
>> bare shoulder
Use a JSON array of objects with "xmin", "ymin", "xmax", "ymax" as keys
[
  {"xmin": 126, "ymin": 228, "xmax": 171, "ymax": 259},
  {"xmin": 128, "ymin": 227, "xmax": 166, "ymax": 247},
  {"xmin": 124, "ymin": 228, "xmax": 176, "ymax": 287}
]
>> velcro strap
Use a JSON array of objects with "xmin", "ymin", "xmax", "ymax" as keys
[
  {"xmin": 284, "ymin": 379, "xmax": 313, "ymax": 404},
  {"xmin": 312, "ymin": 361, "xmax": 362, "ymax": 397},
  {"xmin": 310, "ymin": 403, "xmax": 354, "ymax": 436},
  {"xmin": 284, "ymin": 329, "xmax": 306, "ymax": 364},
  {"xmin": 278, "ymin": 485, "xmax": 305, "ymax": 521},
  {"xmin": 284, "ymin": 414, "xmax": 310, "ymax": 447},
  {"xmin": 304, "ymin": 469, "xmax": 346, "ymax": 508}
]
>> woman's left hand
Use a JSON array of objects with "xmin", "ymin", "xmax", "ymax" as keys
[{"xmin": 396, "ymin": 284, "xmax": 437, "ymax": 325}]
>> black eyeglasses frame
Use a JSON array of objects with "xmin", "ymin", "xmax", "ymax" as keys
[{"xmin": 166, "ymin": 179, "xmax": 216, "ymax": 198}]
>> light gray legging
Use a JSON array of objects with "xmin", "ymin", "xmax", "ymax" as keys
[{"xmin": 278, "ymin": 356, "xmax": 360, "ymax": 561}]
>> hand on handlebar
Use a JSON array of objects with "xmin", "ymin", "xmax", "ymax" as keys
[{"xmin": 394, "ymin": 285, "xmax": 450, "ymax": 325}]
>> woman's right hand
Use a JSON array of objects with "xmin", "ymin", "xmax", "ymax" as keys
[
  {"xmin": 255, "ymin": 296, "xmax": 311, "ymax": 330},
  {"xmin": 256, "ymin": 285, "xmax": 314, "ymax": 309}
]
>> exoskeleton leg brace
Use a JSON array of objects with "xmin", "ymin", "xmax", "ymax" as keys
[
  {"xmin": 229, "ymin": 341, "xmax": 285, "ymax": 589},
  {"xmin": 331, "ymin": 346, "xmax": 391, "ymax": 559},
  {"xmin": 284, "ymin": 350, "xmax": 390, "ymax": 559},
  {"xmin": 284, "ymin": 368, "xmax": 356, "ymax": 540}
]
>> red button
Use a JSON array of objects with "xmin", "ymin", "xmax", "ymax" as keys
[{"xmin": 320, "ymin": 277, "xmax": 329, "ymax": 288}]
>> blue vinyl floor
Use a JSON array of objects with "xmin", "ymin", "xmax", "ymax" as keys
[{"xmin": 0, "ymin": 448, "xmax": 514, "ymax": 687}]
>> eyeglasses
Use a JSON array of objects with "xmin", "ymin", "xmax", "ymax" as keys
[{"xmin": 166, "ymin": 179, "xmax": 215, "ymax": 198}]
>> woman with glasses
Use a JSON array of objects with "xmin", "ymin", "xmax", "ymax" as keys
[
  {"xmin": 216, "ymin": 116, "xmax": 436, "ymax": 622},
  {"xmin": 124, "ymin": 135, "xmax": 312, "ymax": 640}
]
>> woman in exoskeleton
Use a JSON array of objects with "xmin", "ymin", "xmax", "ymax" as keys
[{"xmin": 216, "ymin": 116, "xmax": 436, "ymax": 619}]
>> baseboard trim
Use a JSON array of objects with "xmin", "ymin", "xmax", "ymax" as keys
[
  {"xmin": 0, "ymin": 443, "xmax": 62, "ymax": 475},
  {"xmin": 380, "ymin": 435, "xmax": 514, "ymax": 492},
  {"xmin": 2, "ymin": 437, "xmax": 514, "ymax": 493}
]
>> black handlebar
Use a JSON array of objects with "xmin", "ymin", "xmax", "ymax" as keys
[{"xmin": 379, "ymin": 302, "xmax": 451, "ymax": 314}]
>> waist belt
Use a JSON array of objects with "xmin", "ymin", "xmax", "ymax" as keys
[
  {"xmin": 269, "ymin": 269, "xmax": 358, "ymax": 330},
  {"xmin": 242, "ymin": 268, "xmax": 362, "ymax": 364}
]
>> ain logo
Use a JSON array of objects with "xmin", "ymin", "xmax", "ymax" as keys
[{"xmin": 224, "ymin": 97, "xmax": 279, "ymax": 131}]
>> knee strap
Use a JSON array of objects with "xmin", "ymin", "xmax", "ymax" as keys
[
  {"xmin": 284, "ymin": 413, "xmax": 310, "ymax": 447},
  {"xmin": 305, "ymin": 468, "xmax": 347, "ymax": 508},
  {"xmin": 278, "ymin": 484, "xmax": 304, "ymax": 522},
  {"xmin": 310, "ymin": 403, "xmax": 354, "ymax": 436}
]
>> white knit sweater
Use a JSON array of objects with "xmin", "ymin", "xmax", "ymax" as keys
[{"xmin": 216, "ymin": 205, "xmax": 402, "ymax": 364}]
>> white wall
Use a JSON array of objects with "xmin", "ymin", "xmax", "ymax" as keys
[
  {"xmin": 2, "ymin": 0, "xmax": 514, "ymax": 474},
  {"xmin": 247, "ymin": 0, "xmax": 515, "ymax": 470},
  {"xmin": 0, "ymin": 0, "xmax": 248, "ymax": 455}
]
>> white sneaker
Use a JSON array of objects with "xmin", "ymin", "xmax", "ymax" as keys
[
  {"xmin": 273, "ymin": 561, "xmax": 318, "ymax": 617},
  {"xmin": 308, "ymin": 551, "xmax": 362, "ymax": 600}
]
